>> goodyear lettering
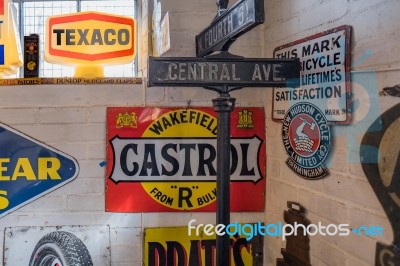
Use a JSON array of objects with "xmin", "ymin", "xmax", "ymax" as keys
[
  {"xmin": 110, "ymin": 137, "xmax": 262, "ymax": 183},
  {"xmin": 52, "ymin": 28, "xmax": 130, "ymax": 46},
  {"xmin": 0, "ymin": 157, "xmax": 61, "ymax": 181},
  {"xmin": 0, "ymin": 122, "xmax": 79, "ymax": 216},
  {"xmin": 0, "ymin": 190, "xmax": 9, "ymax": 209},
  {"xmin": 0, "ymin": 157, "xmax": 61, "ymax": 211}
]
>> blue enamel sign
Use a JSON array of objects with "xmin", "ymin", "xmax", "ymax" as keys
[{"xmin": 0, "ymin": 123, "xmax": 79, "ymax": 218}]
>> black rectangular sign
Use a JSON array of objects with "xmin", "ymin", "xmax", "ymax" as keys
[
  {"xmin": 148, "ymin": 56, "xmax": 300, "ymax": 88},
  {"xmin": 195, "ymin": 0, "xmax": 264, "ymax": 57}
]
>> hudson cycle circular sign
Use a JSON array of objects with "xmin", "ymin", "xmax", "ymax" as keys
[
  {"xmin": 282, "ymin": 102, "xmax": 331, "ymax": 179},
  {"xmin": 106, "ymin": 107, "xmax": 266, "ymax": 212}
]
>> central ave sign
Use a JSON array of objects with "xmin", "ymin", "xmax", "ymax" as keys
[
  {"xmin": 148, "ymin": 56, "xmax": 300, "ymax": 88},
  {"xmin": 146, "ymin": 1, "xmax": 299, "ymax": 265}
]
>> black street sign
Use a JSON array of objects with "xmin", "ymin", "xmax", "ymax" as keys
[
  {"xmin": 148, "ymin": 56, "xmax": 300, "ymax": 88},
  {"xmin": 195, "ymin": 0, "xmax": 264, "ymax": 57},
  {"xmin": 148, "ymin": 1, "xmax": 296, "ymax": 265}
]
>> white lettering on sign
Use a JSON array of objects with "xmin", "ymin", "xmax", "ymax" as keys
[
  {"xmin": 273, "ymin": 26, "xmax": 351, "ymax": 123},
  {"xmin": 203, "ymin": 1, "xmax": 250, "ymax": 48},
  {"xmin": 162, "ymin": 62, "xmax": 283, "ymax": 82}
]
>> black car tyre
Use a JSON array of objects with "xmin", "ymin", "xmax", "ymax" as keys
[{"xmin": 29, "ymin": 231, "xmax": 93, "ymax": 266}]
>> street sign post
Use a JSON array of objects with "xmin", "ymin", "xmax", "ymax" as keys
[
  {"xmin": 148, "ymin": 51, "xmax": 300, "ymax": 266},
  {"xmin": 148, "ymin": 1, "xmax": 300, "ymax": 265},
  {"xmin": 196, "ymin": 0, "xmax": 264, "ymax": 57},
  {"xmin": 148, "ymin": 55, "xmax": 300, "ymax": 89}
]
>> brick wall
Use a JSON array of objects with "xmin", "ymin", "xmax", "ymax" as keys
[
  {"xmin": 0, "ymin": 1, "xmax": 265, "ymax": 265},
  {"xmin": 264, "ymin": 0, "xmax": 400, "ymax": 265},
  {"xmin": 0, "ymin": 0, "xmax": 399, "ymax": 265}
]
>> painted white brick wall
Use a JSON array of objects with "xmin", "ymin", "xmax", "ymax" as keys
[
  {"xmin": 0, "ymin": 1, "xmax": 265, "ymax": 266},
  {"xmin": 0, "ymin": 91, "xmax": 144, "ymax": 265},
  {"xmin": 0, "ymin": 0, "xmax": 399, "ymax": 265},
  {"xmin": 264, "ymin": 0, "xmax": 400, "ymax": 265}
]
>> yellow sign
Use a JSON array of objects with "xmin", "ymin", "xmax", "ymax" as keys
[
  {"xmin": 0, "ymin": 0, "xmax": 23, "ymax": 77},
  {"xmin": 144, "ymin": 226, "xmax": 262, "ymax": 265},
  {"xmin": 45, "ymin": 11, "xmax": 136, "ymax": 77},
  {"xmin": 140, "ymin": 109, "xmax": 219, "ymax": 210}
]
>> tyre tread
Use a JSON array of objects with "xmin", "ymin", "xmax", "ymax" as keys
[{"xmin": 29, "ymin": 231, "xmax": 93, "ymax": 266}]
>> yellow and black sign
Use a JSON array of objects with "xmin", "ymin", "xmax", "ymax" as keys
[
  {"xmin": 144, "ymin": 226, "xmax": 263, "ymax": 266},
  {"xmin": 45, "ymin": 11, "xmax": 136, "ymax": 77}
]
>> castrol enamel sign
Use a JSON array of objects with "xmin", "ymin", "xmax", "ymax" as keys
[
  {"xmin": 106, "ymin": 107, "xmax": 266, "ymax": 212},
  {"xmin": 45, "ymin": 12, "xmax": 136, "ymax": 64}
]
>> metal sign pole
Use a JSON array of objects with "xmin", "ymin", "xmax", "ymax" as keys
[
  {"xmin": 147, "ymin": 1, "xmax": 301, "ymax": 264},
  {"xmin": 148, "ymin": 53, "xmax": 300, "ymax": 264},
  {"xmin": 148, "ymin": 49, "xmax": 299, "ymax": 265},
  {"xmin": 213, "ymin": 91, "xmax": 235, "ymax": 266}
]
